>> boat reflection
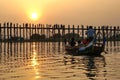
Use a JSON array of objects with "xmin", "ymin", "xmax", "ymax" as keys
[{"xmin": 63, "ymin": 55, "xmax": 107, "ymax": 80}]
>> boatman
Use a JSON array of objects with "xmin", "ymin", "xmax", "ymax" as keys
[{"xmin": 86, "ymin": 26, "xmax": 95, "ymax": 42}]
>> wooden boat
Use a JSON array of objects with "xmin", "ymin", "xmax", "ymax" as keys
[{"xmin": 65, "ymin": 38, "xmax": 106, "ymax": 56}]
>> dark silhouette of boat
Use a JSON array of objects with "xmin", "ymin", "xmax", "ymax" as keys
[{"xmin": 65, "ymin": 37, "xmax": 106, "ymax": 56}]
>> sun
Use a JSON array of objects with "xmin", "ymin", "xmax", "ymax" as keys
[
  {"xmin": 31, "ymin": 12, "xmax": 39, "ymax": 21},
  {"xmin": 28, "ymin": 10, "xmax": 42, "ymax": 22}
]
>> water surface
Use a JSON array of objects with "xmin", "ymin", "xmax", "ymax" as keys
[{"xmin": 0, "ymin": 42, "xmax": 120, "ymax": 80}]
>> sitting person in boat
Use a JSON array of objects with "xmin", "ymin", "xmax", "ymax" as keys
[
  {"xmin": 81, "ymin": 39, "xmax": 89, "ymax": 46},
  {"xmin": 77, "ymin": 40, "xmax": 81, "ymax": 46},
  {"xmin": 70, "ymin": 37, "xmax": 76, "ymax": 46}
]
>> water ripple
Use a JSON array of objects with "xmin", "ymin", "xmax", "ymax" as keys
[{"xmin": 0, "ymin": 42, "xmax": 120, "ymax": 80}]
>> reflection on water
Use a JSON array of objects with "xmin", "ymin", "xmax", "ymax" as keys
[
  {"xmin": 0, "ymin": 41, "xmax": 120, "ymax": 80},
  {"xmin": 63, "ymin": 55, "xmax": 107, "ymax": 80},
  {"xmin": 105, "ymin": 41, "xmax": 120, "ymax": 53}
]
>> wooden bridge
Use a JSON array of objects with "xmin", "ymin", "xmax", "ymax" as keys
[{"xmin": 0, "ymin": 22, "xmax": 120, "ymax": 42}]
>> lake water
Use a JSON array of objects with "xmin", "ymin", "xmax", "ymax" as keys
[{"xmin": 0, "ymin": 42, "xmax": 120, "ymax": 80}]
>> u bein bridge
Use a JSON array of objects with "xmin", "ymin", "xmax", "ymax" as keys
[{"xmin": 0, "ymin": 22, "xmax": 120, "ymax": 42}]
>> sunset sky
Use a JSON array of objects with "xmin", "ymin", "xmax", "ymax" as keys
[{"xmin": 0, "ymin": 0, "xmax": 120, "ymax": 26}]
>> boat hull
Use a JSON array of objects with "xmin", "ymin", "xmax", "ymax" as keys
[{"xmin": 65, "ymin": 44, "xmax": 105, "ymax": 56}]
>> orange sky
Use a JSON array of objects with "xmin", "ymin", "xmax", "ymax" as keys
[{"xmin": 0, "ymin": 0, "xmax": 120, "ymax": 26}]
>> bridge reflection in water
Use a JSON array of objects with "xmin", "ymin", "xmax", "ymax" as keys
[{"xmin": 0, "ymin": 42, "xmax": 120, "ymax": 80}]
